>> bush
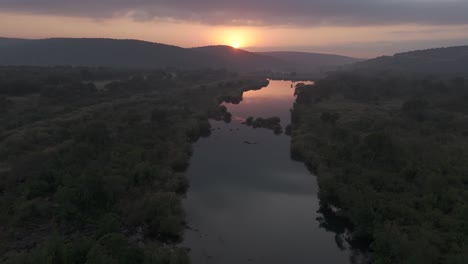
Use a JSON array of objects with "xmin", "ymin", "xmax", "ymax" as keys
[
  {"xmin": 151, "ymin": 109, "xmax": 170, "ymax": 124},
  {"xmin": 402, "ymin": 98, "xmax": 429, "ymax": 121},
  {"xmin": 0, "ymin": 96, "xmax": 13, "ymax": 114},
  {"xmin": 144, "ymin": 247, "xmax": 190, "ymax": 264},
  {"xmin": 320, "ymin": 112, "xmax": 341, "ymax": 125},
  {"xmin": 211, "ymin": 105, "xmax": 232, "ymax": 123},
  {"xmin": 55, "ymin": 173, "xmax": 112, "ymax": 224},
  {"xmin": 128, "ymin": 192, "xmax": 184, "ymax": 242},
  {"xmin": 245, "ymin": 116, "xmax": 283, "ymax": 134},
  {"xmin": 86, "ymin": 233, "xmax": 144, "ymax": 264},
  {"xmin": 245, "ymin": 116, "xmax": 254, "ymax": 126}
]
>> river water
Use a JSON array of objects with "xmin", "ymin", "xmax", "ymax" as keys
[{"xmin": 183, "ymin": 80, "xmax": 352, "ymax": 264}]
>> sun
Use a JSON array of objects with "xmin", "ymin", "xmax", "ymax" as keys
[{"xmin": 217, "ymin": 28, "xmax": 253, "ymax": 49}]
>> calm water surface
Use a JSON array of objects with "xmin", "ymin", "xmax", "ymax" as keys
[{"xmin": 183, "ymin": 80, "xmax": 352, "ymax": 264}]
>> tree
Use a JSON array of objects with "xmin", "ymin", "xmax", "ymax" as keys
[
  {"xmin": 320, "ymin": 112, "xmax": 341, "ymax": 125},
  {"xmin": 402, "ymin": 98, "xmax": 429, "ymax": 121}
]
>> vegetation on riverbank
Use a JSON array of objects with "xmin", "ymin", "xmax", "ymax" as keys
[
  {"xmin": 0, "ymin": 66, "xmax": 268, "ymax": 263},
  {"xmin": 291, "ymin": 73, "xmax": 468, "ymax": 263}
]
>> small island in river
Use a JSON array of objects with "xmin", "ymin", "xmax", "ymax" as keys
[{"xmin": 244, "ymin": 116, "xmax": 283, "ymax": 134}]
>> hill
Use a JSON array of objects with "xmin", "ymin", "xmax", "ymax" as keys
[
  {"xmin": 259, "ymin": 51, "xmax": 360, "ymax": 71},
  {"xmin": 191, "ymin": 45, "xmax": 287, "ymax": 71},
  {"xmin": 0, "ymin": 38, "xmax": 216, "ymax": 69},
  {"xmin": 351, "ymin": 45, "xmax": 468, "ymax": 76},
  {"xmin": 0, "ymin": 37, "xmax": 359, "ymax": 73}
]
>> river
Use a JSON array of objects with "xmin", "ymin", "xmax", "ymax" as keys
[{"xmin": 183, "ymin": 80, "xmax": 353, "ymax": 264}]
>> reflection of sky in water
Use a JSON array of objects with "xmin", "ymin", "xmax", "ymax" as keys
[
  {"xmin": 226, "ymin": 80, "xmax": 312, "ymax": 127},
  {"xmin": 183, "ymin": 80, "xmax": 351, "ymax": 264}
]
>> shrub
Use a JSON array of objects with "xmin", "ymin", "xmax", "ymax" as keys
[{"xmin": 320, "ymin": 112, "xmax": 341, "ymax": 125}]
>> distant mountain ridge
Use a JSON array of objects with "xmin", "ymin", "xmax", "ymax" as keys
[
  {"xmin": 259, "ymin": 51, "xmax": 360, "ymax": 70},
  {"xmin": 350, "ymin": 45, "xmax": 468, "ymax": 76},
  {"xmin": 191, "ymin": 46, "xmax": 287, "ymax": 70},
  {"xmin": 0, "ymin": 37, "xmax": 359, "ymax": 72},
  {"xmin": 0, "ymin": 38, "xmax": 216, "ymax": 69}
]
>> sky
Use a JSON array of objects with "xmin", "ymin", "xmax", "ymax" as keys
[{"xmin": 0, "ymin": 0, "xmax": 468, "ymax": 58}]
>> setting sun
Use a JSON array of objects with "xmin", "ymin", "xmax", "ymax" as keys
[
  {"xmin": 1, "ymin": 0, "xmax": 468, "ymax": 263},
  {"xmin": 212, "ymin": 27, "xmax": 254, "ymax": 49}
]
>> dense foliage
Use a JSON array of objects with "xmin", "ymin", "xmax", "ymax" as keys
[
  {"xmin": 0, "ymin": 66, "xmax": 268, "ymax": 263},
  {"xmin": 244, "ymin": 116, "xmax": 283, "ymax": 134},
  {"xmin": 291, "ymin": 73, "xmax": 468, "ymax": 263}
]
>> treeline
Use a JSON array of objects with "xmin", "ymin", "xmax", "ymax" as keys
[
  {"xmin": 291, "ymin": 73, "xmax": 468, "ymax": 263},
  {"xmin": 0, "ymin": 66, "xmax": 268, "ymax": 263},
  {"xmin": 349, "ymin": 46, "xmax": 468, "ymax": 77}
]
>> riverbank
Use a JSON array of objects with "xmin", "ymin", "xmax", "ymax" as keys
[
  {"xmin": 291, "ymin": 73, "xmax": 468, "ymax": 263},
  {"xmin": 0, "ymin": 66, "xmax": 268, "ymax": 263}
]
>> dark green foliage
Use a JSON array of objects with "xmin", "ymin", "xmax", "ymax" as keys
[
  {"xmin": 285, "ymin": 124, "xmax": 292, "ymax": 136},
  {"xmin": 211, "ymin": 105, "xmax": 232, "ymax": 123},
  {"xmin": 0, "ymin": 66, "xmax": 268, "ymax": 262},
  {"xmin": 55, "ymin": 172, "xmax": 113, "ymax": 225},
  {"xmin": 320, "ymin": 112, "xmax": 341, "ymax": 125},
  {"xmin": 144, "ymin": 247, "xmax": 190, "ymax": 264},
  {"xmin": 128, "ymin": 192, "xmax": 185, "ymax": 242},
  {"xmin": 186, "ymin": 118, "xmax": 212, "ymax": 142},
  {"xmin": 75, "ymin": 122, "xmax": 111, "ymax": 147},
  {"xmin": 245, "ymin": 116, "xmax": 254, "ymax": 126},
  {"xmin": 5, "ymin": 233, "xmax": 190, "ymax": 264},
  {"xmin": 41, "ymin": 82, "xmax": 97, "ymax": 99},
  {"xmin": 292, "ymin": 73, "xmax": 468, "ymax": 263},
  {"xmin": 244, "ymin": 116, "xmax": 283, "ymax": 134},
  {"xmin": 95, "ymin": 213, "xmax": 121, "ymax": 239},
  {"xmin": 402, "ymin": 98, "xmax": 429, "ymax": 121},
  {"xmin": 86, "ymin": 234, "xmax": 145, "ymax": 264},
  {"xmin": 6, "ymin": 235, "xmax": 90, "ymax": 264},
  {"xmin": 6, "ymin": 234, "xmax": 146, "ymax": 264},
  {"xmin": 0, "ymin": 80, "xmax": 40, "ymax": 96},
  {"xmin": 151, "ymin": 109, "xmax": 170, "ymax": 125},
  {"xmin": 0, "ymin": 96, "xmax": 13, "ymax": 114}
]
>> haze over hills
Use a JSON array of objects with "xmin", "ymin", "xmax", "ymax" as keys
[
  {"xmin": 259, "ymin": 51, "xmax": 361, "ymax": 71},
  {"xmin": 0, "ymin": 37, "xmax": 359, "ymax": 72},
  {"xmin": 191, "ymin": 45, "xmax": 287, "ymax": 70},
  {"xmin": 2, "ymin": 37, "xmax": 467, "ymax": 77},
  {"xmin": 0, "ymin": 38, "xmax": 215, "ymax": 69},
  {"xmin": 350, "ymin": 45, "xmax": 468, "ymax": 76}
]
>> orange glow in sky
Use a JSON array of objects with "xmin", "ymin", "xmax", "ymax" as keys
[
  {"xmin": 1, "ymin": 11, "xmax": 468, "ymax": 57},
  {"xmin": 212, "ymin": 27, "xmax": 253, "ymax": 48}
]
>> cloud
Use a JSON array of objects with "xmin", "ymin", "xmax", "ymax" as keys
[{"xmin": 0, "ymin": 0, "xmax": 468, "ymax": 26}]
